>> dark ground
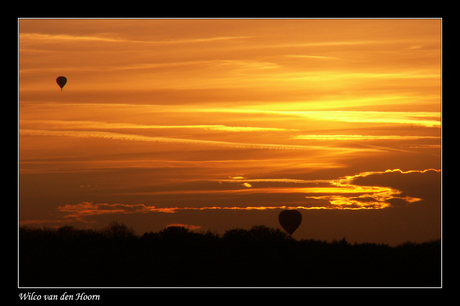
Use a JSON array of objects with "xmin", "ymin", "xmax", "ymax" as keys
[{"xmin": 19, "ymin": 222, "xmax": 441, "ymax": 287}]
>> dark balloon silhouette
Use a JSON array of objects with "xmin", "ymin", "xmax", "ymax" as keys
[
  {"xmin": 278, "ymin": 209, "xmax": 302, "ymax": 235},
  {"xmin": 56, "ymin": 76, "xmax": 67, "ymax": 91}
]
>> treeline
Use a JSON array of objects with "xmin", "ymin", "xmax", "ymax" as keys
[{"xmin": 19, "ymin": 222, "xmax": 441, "ymax": 287}]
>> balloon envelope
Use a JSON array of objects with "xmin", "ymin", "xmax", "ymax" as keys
[
  {"xmin": 278, "ymin": 210, "xmax": 302, "ymax": 235},
  {"xmin": 56, "ymin": 76, "xmax": 67, "ymax": 90}
]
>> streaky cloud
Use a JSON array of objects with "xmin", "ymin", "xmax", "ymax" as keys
[
  {"xmin": 183, "ymin": 108, "xmax": 441, "ymax": 127},
  {"xmin": 49, "ymin": 168, "xmax": 440, "ymax": 222},
  {"xmin": 57, "ymin": 202, "xmax": 360, "ymax": 219},
  {"xmin": 292, "ymin": 135, "xmax": 440, "ymax": 141},
  {"xmin": 21, "ymin": 120, "xmax": 294, "ymax": 132},
  {"xmin": 20, "ymin": 33, "xmax": 252, "ymax": 45},
  {"xmin": 19, "ymin": 129, "xmax": 380, "ymax": 152}
]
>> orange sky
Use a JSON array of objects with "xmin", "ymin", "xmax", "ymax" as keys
[{"xmin": 19, "ymin": 19, "xmax": 441, "ymax": 244}]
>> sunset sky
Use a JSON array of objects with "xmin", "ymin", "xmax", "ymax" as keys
[{"xmin": 19, "ymin": 19, "xmax": 441, "ymax": 245}]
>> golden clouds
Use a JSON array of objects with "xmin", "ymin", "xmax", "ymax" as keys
[
  {"xmin": 19, "ymin": 19, "xmax": 440, "ymax": 97},
  {"xmin": 209, "ymin": 109, "xmax": 441, "ymax": 127},
  {"xmin": 292, "ymin": 135, "xmax": 440, "ymax": 141},
  {"xmin": 20, "ymin": 119, "xmax": 293, "ymax": 132},
  {"xmin": 20, "ymin": 128, "xmax": 372, "ymax": 152},
  {"xmin": 49, "ymin": 169, "xmax": 438, "ymax": 224}
]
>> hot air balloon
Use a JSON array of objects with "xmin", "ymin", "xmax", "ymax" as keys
[
  {"xmin": 278, "ymin": 210, "xmax": 302, "ymax": 236},
  {"xmin": 56, "ymin": 76, "xmax": 67, "ymax": 91}
]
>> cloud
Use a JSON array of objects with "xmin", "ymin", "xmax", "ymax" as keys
[
  {"xmin": 177, "ymin": 108, "xmax": 441, "ymax": 127},
  {"xmin": 348, "ymin": 168, "xmax": 441, "ymax": 205},
  {"xmin": 54, "ymin": 168, "xmax": 439, "ymax": 222},
  {"xmin": 58, "ymin": 202, "xmax": 178, "ymax": 220},
  {"xmin": 117, "ymin": 169, "xmax": 437, "ymax": 211},
  {"xmin": 166, "ymin": 224, "xmax": 201, "ymax": 230},
  {"xmin": 57, "ymin": 202, "xmax": 298, "ymax": 220},
  {"xmin": 229, "ymin": 176, "xmax": 246, "ymax": 180},
  {"xmin": 19, "ymin": 219, "xmax": 70, "ymax": 226},
  {"xmin": 20, "ymin": 129, "xmax": 380, "ymax": 152},
  {"xmin": 292, "ymin": 135, "xmax": 440, "ymax": 141},
  {"xmin": 19, "ymin": 167, "xmax": 435, "ymax": 234},
  {"xmin": 285, "ymin": 54, "xmax": 340, "ymax": 60},
  {"xmin": 20, "ymin": 33, "xmax": 127, "ymax": 43},
  {"xmin": 215, "ymin": 177, "xmax": 331, "ymax": 184},
  {"xmin": 20, "ymin": 33, "xmax": 253, "ymax": 45},
  {"xmin": 270, "ymin": 110, "xmax": 441, "ymax": 127},
  {"xmin": 21, "ymin": 120, "xmax": 293, "ymax": 132},
  {"xmin": 58, "ymin": 202, "xmax": 155, "ymax": 219}
]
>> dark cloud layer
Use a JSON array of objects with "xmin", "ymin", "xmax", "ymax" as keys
[{"xmin": 351, "ymin": 169, "xmax": 441, "ymax": 205}]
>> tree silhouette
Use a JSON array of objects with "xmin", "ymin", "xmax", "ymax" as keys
[
  {"xmin": 19, "ymin": 221, "xmax": 441, "ymax": 287},
  {"xmin": 103, "ymin": 221, "xmax": 135, "ymax": 239}
]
